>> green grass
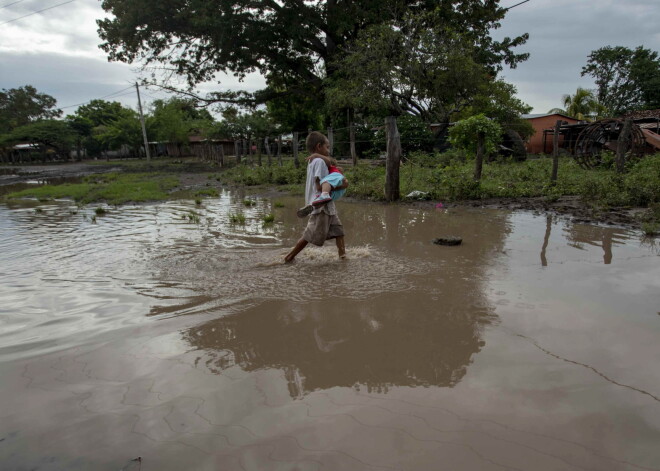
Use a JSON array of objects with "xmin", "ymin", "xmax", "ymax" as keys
[
  {"xmin": 262, "ymin": 213, "xmax": 275, "ymax": 224},
  {"xmin": 94, "ymin": 207, "xmax": 107, "ymax": 215},
  {"xmin": 5, "ymin": 172, "xmax": 180, "ymax": 205},
  {"xmin": 274, "ymin": 201, "xmax": 285, "ymax": 208},
  {"xmin": 243, "ymin": 199, "xmax": 257, "ymax": 206},
  {"xmin": 228, "ymin": 211, "xmax": 246, "ymax": 224}
]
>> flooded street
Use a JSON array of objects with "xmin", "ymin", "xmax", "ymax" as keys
[{"xmin": 0, "ymin": 191, "xmax": 658, "ymax": 471}]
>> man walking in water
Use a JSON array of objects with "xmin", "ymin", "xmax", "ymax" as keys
[{"xmin": 284, "ymin": 131, "xmax": 348, "ymax": 263}]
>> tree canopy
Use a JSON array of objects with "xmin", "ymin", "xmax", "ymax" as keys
[
  {"xmin": 548, "ymin": 87, "xmax": 608, "ymax": 122},
  {"xmin": 97, "ymin": 0, "xmax": 528, "ymax": 112},
  {"xmin": 0, "ymin": 86, "xmax": 62, "ymax": 134},
  {"xmin": 582, "ymin": 45, "xmax": 660, "ymax": 115}
]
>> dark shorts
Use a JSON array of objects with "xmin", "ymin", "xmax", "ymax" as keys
[{"xmin": 302, "ymin": 212, "xmax": 344, "ymax": 246}]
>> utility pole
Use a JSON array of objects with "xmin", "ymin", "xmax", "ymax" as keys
[{"xmin": 135, "ymin": 82, "xmax": 151, "ymax": 161}]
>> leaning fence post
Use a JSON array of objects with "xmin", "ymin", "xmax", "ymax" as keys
[
  {"xmin": 256, "ymin": 137, "xmax": 262, "ymax": 166},
  {"xmin": 293, "ymin": 132, "xmax": 300, "ymax": 168},
  {"xmin": 350, "ymin": 122, "xmax": 357, "ymax": 166},
  {"xmin": 616, "ymin": 118, "xmax": 633, "ymax": 174},
  {"xmin": 219, "ymin": 144, "xmax": 225, "ymax": 168},
  {"xmin": 551, "ymin": 120, "xmax": 561, "ymax": 183},
  {"xmin": 474, "ymin": 131, "xmax": 485, "ymax": 181},
  {"xmin": 385, "ymin": 116, "xmax": 401, "ymax": 202},
  {"xmin": 277, "ymin": 134, "xmax": 283, "ymax": 166}
]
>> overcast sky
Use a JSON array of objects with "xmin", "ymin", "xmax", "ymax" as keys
[{"xmin": 1, "ymin": 0, "xmax": 659, "ymax": 117}]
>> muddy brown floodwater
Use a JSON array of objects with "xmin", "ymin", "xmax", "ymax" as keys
[{"xmin": 0, "ymin": 190, "xmax": 659, "ymax": 471}]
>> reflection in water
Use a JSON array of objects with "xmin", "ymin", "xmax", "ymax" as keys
[
  {"xmin": 178, "ymin": 203, "xmax": 508, "ymax": 397},
  {"xmin": 185, "ymin": 294, "xmax": 491, "ymax": 398},
  {"xmin": 564, "ymin": 223, "xmax": 631, "ymax": 264}
]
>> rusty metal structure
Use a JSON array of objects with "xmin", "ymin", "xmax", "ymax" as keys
[
  {"xmin": 573, "ymin": 119, "xmax": 646, "ymax": 168},
  {"xmin": 542, "ymin": 114, "xmax": 660, "ymax": 169}
]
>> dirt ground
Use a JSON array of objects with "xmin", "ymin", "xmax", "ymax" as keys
[{"xmin": 0, "ymin": 161, "xmax": 652, "ymax": 230}]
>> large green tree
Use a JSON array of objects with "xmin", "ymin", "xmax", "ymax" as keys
[
  {"xmin": 97, "ymin": 0, "xmax": 527, "ymax": 109},
  {"xmin": 3, "ymin": 120, "xmax": 75, "ymax": 160},
  {"xmin": 326, "ymin": 10, "xmax": 528, "ymax": 134},
  {"xmin": 0, "ymin": 86, "xmax": 62, "ymax": 134},
  {"xmin": 581, "ymin": 46, "xmax": 660, "ymax": 115}
]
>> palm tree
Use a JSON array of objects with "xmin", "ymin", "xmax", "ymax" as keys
[{"xmin": 549, "ymin": 87, "xmax": 609, "ymax": 121}]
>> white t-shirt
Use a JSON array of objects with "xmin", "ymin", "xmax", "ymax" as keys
[{"xmin": 306, "ymin": 157, "xmax": 336, "ymax": 215}]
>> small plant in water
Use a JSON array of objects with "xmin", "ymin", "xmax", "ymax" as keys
[
  {"xmin": 34, "ymin": 208, "xmax": 43, "ymax": 213},
  {"xmin": 263, "ymin": 213, "xmax": 275, "ymax": 224},
  {"xmin": 642, "ymin": 222, "xmax": 659, "ymax": 236},
  {"xmin": 229, "ymin": 211, "xmax": 246, "ymax": 224},
  {"xmin": 91, "ymin": 215, "xmax": 97, "ymax": 223},
  {"xmin": 243, "ymin": 199, "xmax": 256, "ymax": 207},
  {"xmin": 95, "ymin": 207, "xmax": 107, "ymax": 216},
  {"xmin": 187, "ymin": 211, "xmax": 201, "ymax": 224},
  {"xmin": 195, "ymin": 198, "xmax": 202, "ymax": 205},
  {"xmin": 274, "ymin": 201, "xmax": 285, "ymax": 208}
]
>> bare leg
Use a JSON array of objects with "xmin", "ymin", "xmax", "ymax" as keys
[
  {"xmin": 285, "ymin": 238, "xmax": 308, "ymax": 263},
  {"xmin": 335, "ymin": 236, "xmax": 346, "ymax": 259},
  {"xmin": 321, "ymin": 182, "xmax": 332, "ymax": 194}
]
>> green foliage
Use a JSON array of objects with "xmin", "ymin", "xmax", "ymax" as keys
[
  {"xmin": 96, "ymin": 111, "xmax": 143, "ymax": 154},
  {"xmin": 6, "ymin": 172, "xmax": 179, "ymax": 205},
  {"xmin": 94, "ymin": 207, "xmax": 107, "ymax": 215},
  {"xmin": 4, "ymin": 120, "xmax": 76, "ymax": 156},
  {"xmin": 228, "ymin": 211, "xmax": 246, "ymax": 224},
  {"xmin": 98, "ymin": 0, "xmax": 527, "ymax": 114},
  {"xmin": 0, "ymin": 85, "xmax": 61, "ymax": 134},
  {"xmin": 582, "ymin": 45, "xmax": 660, "ymax": 114},
  {"xmin": 548, "ymin": 87, "xmax": 609, "ymax": 121},
  {"xmin": 262, "ymin": 213, "xmax": 275, "ymax": 224},
  {"xmin": 624, "ymin": 153, "xmax": 660, "ymax": 206},
  {"xmin": 448, "ymin": 114, "xmax": 502, "ymax": 155},
  {"xmin": 243, "ymin": 199, "xmax": 256, "ymax": 206},
  {"xmin": 221, "ymin": 162, "xmax": 306, "ymax": 186},
  {"xmin": 372, "ymin": 115, "xmax": 435, "ymax": 155}
]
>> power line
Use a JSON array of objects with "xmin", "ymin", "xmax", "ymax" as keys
[
  {"xmin": 0, "ymin": 0, "xmax": 75, "ymax": 26},
  {"xmin": 0, "ymin": 0, "xmax": 28, "ymax": 10},
  {"xmin": 505, "ymin": 0, "xmax": 530, "ymax": 10},
  {"xmin": 59, "ymin": 86, "xmax": 136, "ymax": 110}
]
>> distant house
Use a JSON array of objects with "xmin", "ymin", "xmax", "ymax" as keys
[{"xmin": 522, "ymin": 113, "xmax": 580, "ymax": 154}]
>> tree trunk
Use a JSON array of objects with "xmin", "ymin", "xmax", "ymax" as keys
[
  {"xmin": 327, "ymin": 126, "xmax": 334, "ymax": 156},
  {"xmin": 474, "ymin": 131, "xmax": 485, "ymax": 181},
  {"xmin": 265, "ymin": 137, "xmax": 272, "ymax": 166},
  {"xmin": 350, "ymin": 122, "xmax": 357, "ymax": 166},
  {"xmin": 385, "ymin": 116, "xmax": 401, "ymax": 202},
  {"xmin": 551, "ymin": 120, "xmax": 561, "ymax": 183},
  {"xmin": 293, "ymin": 132, "xmax": 300, "ymax": 168}
]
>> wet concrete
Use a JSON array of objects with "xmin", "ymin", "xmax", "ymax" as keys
[{"xmin": 0, "ymin": 191, "xmax": 658, "ymax": 470}]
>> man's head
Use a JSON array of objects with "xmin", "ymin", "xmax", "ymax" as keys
[{"xmin": 306, "ymin": 131, "xmax": 330, "ymax": 156}]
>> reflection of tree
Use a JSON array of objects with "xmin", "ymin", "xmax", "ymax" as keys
[
  {"xmin": 181, "ymin": 204, "xmax": 510, "ymax": 398},
  {"xmin": 563, "ymin": 224, "xmax": 631, "ymax": 265}
]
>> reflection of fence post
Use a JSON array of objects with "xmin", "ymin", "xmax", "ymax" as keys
[
  {"xmin": 265, "ymin": 137, "xmax": 272, "ymax": 166},
  {"xmin": 616, "ymin": 118, "xmax": 633, "ymax": 174},
  {"xmin": 350, "ymin": 122, "xmax": 357, "ymax": 166},
  {"xmin": 277, "ymin": 134, "xmax": 283, "ymax": 166},
  {"xmin": 385, "ymin": 116, "xmax": 401, "ymax": 202},
  {"xmin": 293, "ymin": 132, "xmax": 300, "ymax": 168},
  {"xmin": 551, "ymin": 120, "xmax": 561, "ymax": 183},
  {"xmin": 327, "ymin": 126, "xmax": 334, "ymax": 156},
  {"xmin": 474, "ymin": 131, "xmax": 485, "ymax": 181}
]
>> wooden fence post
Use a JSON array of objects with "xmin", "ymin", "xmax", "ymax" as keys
[
  {"xmin": 551, "ymin": 120, "xmax": 561, "ymax": 183},
  {"xmin": 292, "ymin": 132, "xmax": 300, "ymax": 168},
  {"xmin": 277, "ymin": 134, "xmax": 283, "ymax": 166},
  {"xmin": 327, "ymin": 127, "xmax": 334, "ymax": 156},
  {"xmin": 256, "ymin": 137, "xmax": 262, "ymax": 166},
  {"xmin": 219, "ymin": 144, "xmax": 225, "ymax": 168},
  {"xmin": 235, "ymin": 140, "xmax": 241, "ymax": 164},
  {"xmin": 616, "ymin": 118, "xmax": 633, "ymax": 174},
  {"xmin": 385, "ymin": 116, "xmax": 401, "ymax": 202},
  {"xmin": 265, "ymin": 137, "xmax": 272, "ymax": 166},
  {"xmin": 350, "ymin": 122, "xmax": 357, "ymax": 166},
  {"xmin": 474, "ymin": 131, "xmax": 485, "ymax": 181}
]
